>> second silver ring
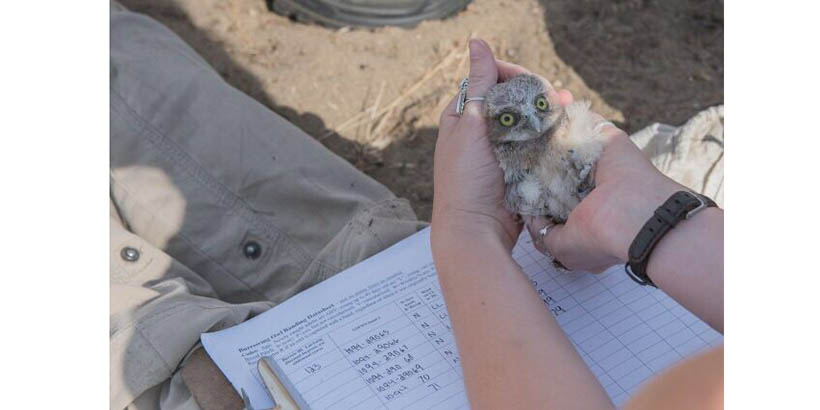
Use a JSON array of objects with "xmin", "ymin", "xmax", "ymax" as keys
[{"xmin": 456, "ymin": 77, "xmax": 485, "ymax": 116}]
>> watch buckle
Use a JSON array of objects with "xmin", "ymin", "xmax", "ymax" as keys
[
  {"xmin": 624, "ymin": 264, "xmax": 650, "ymax": 286},
  {"xmin": 685, "ymin": 192, "xmax": 706, "ymax": 219}
]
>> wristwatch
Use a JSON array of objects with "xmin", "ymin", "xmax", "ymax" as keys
[{"xmin": 625, "ymin": 191, "xmax": 717, "ymax": 287}]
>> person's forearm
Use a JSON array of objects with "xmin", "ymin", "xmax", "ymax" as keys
[
  {"xmin": 645, "ymin": 207, "xmax": 724, "ymax": 332},
  {"xmin": 601, "ymin": 170, "xmax": 724, "ymax": 333},
  {"xmin": 432, "ymin": 230, "xmax": 613, "ymax": 410}
]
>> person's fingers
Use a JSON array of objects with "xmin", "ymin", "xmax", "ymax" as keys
[
  {"xmin": 459, "ymin": 39, "xmax": 498, "ymax": 120},
  {"xmin": 524, "ymin": 215, "xmax": 563, "ymax": 256},
  {"xmin": 540, "ymin": 222, "xmax": 571, "ymax": 265},
  {"xmin": 585, "ymin": 109, "xmax": 627, "ymax": 148},
  {"xmin": 441, "ymin": 39, "xmax": 500, "ymax": 134},
  {"xmin": 525, "ymin": 216, "xmax": 550, "ymax": 247},
  {"xmin": 541, "ymin": 85, "xmax": 568, "ymax": 110},
  {"xmin": 558, "ymin": 89, "xmax": 573, "ymax": 106},
  {"xmin": 527, "ymin": 212, "xmax": 624, "ymax": 273},
  {"xmin": 526, "ymin": 217, "xmax": 587, "ymax": 272},
  {"xmin": 496, "ymin": 59, "xmax": 530, "ymax": 82},
  {"xmin": 599, "ymin": 122, "xmax": 627, "ymax": 139}
]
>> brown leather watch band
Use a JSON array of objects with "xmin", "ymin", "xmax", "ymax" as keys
[{"xmin": 625, "ymin": 191, "xmax": 717, "ymax": 287}]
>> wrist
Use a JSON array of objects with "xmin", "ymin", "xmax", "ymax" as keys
[
  {"xmin": 431, "ymin": 214, "xmax": 515, "ymax": 269},
  {"xmin": 645, "ymin": 206, "xmax": 723, "ymax": 283},
  {"xmin": 622, "ymin": 189, "xmax": 719, "ymax": 287},
  {"xmin": 431, "ymin": 205, "xmax": 519, "ymax": 252},
  {"xmin": 432, "ymin": 229, "xmax": 514, "ymax": 278},
  {"xmin": 605, "ymin": 176, "xmax": 689, "ymax": 263},
  {"xmin": 431, "ymin": 219, "xmax": 514, "ymax": 252}
]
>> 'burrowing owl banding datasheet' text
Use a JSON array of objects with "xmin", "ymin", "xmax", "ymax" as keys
[{"xmin": 202, "ymin": 228, "xmax": 722, "ymax": 409}]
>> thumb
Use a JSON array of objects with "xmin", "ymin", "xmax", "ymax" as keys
[{"xmin": 460, "ymin": 39, "xmax": 498, "ymax": 119}]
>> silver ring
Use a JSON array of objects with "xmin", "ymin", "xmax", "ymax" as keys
[
  {"xmin": 456, "ymin": 77, "xmax": 485, "ymax": 116},
  {"xmin": 538, "ymin": 223, "xmax": 557, "ymax": 238}
]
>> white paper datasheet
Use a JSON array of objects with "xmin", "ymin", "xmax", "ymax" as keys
[{"xmin": 202, "ymin": 228, "xmax": 722, "ymax": 409}]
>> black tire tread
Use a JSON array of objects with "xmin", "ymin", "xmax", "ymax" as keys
[{"xmin": 269, "ymin": 0, "xmax": 472, "ymax": 28}]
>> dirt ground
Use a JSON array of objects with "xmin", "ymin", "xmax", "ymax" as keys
[{"xmin": 118, "ymin": 0, "xmax": 723, "ymax": 221}]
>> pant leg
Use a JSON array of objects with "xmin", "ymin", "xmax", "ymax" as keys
[
  {"xmin": 109, "ymin": 3, "xmax": 426, "ymax": 409},
  {"xmin": 111, "ymin": 205, "xmax": 272, "ymax": 410},
  {"xmin": 110, "ymin": 3, "xmax": 424, "ymax": 307}
]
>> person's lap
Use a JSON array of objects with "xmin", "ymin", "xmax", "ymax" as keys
[{"xmin": 109, "ymin": 2, "xmax": 425, "ymax": 409}]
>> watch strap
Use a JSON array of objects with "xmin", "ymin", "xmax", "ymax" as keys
[{"xmin": 625, "ymin": 191, "xmax": 717, "ymax": 287}]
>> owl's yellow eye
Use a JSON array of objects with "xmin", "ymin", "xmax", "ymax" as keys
[
  {"xmin": 498, "ymin": 112, "xmax": 517, "ymax": 127},
  {"xmin": 535, "ymin": 95, "xmax": 549, "ymax": 112}
]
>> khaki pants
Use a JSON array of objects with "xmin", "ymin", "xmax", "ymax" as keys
[{"xmin": 110, "ymin": 3, "xmax": 425, "ymax": 409}]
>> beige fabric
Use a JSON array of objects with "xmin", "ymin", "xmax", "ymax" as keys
[
  {"xmin": 631, "ymin": 105, "xmax": 725, "ymax": 206},
  {"xmin": 110, "ymin": 4, "xmax": 425, "ymax": 409}
]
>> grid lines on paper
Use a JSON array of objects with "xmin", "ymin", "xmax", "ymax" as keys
[{"xmin": 511, "ymin": 235, "xmax": 723, "ymax": 406}]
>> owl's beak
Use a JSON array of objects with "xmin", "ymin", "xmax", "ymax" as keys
[{"xmin": 526, "ymin": 113, "xmax": 542, "ymax": 133}]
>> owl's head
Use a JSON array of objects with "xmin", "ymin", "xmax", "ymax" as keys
[{"xmin": 484, "ymin": 74, "xmax": 562, "ymax": 145}]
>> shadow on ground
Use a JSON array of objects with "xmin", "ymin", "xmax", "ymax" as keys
[
  {"xmin": 118, "ymin": 0, "xmax": 437, "ymax": 219},
  {"xmin": 538, "ymin": 0, "xmax": 723, "ymax": 132}
]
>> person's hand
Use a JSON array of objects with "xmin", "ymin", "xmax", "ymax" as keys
[
  {"xmin": 525, "ymin": 115, "xmax": 689, "ymax": 273},
  {"xmin": 431, "ymin": 39, "xmax": 572, "ymax": 253}
]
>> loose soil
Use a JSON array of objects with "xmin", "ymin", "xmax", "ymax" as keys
[{"xmin": 119, "ymin": 0, "xmax": 723, "ymax": 221}]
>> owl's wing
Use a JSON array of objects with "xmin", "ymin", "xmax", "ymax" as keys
[{"xmin": 563, "ymin": 101, "xmax": 607, "ymax": 198}]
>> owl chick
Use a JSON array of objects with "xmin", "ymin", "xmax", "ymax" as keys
[{"xmin": 484, "ymin": 74, "xmax": 607, "ymax": 223}]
